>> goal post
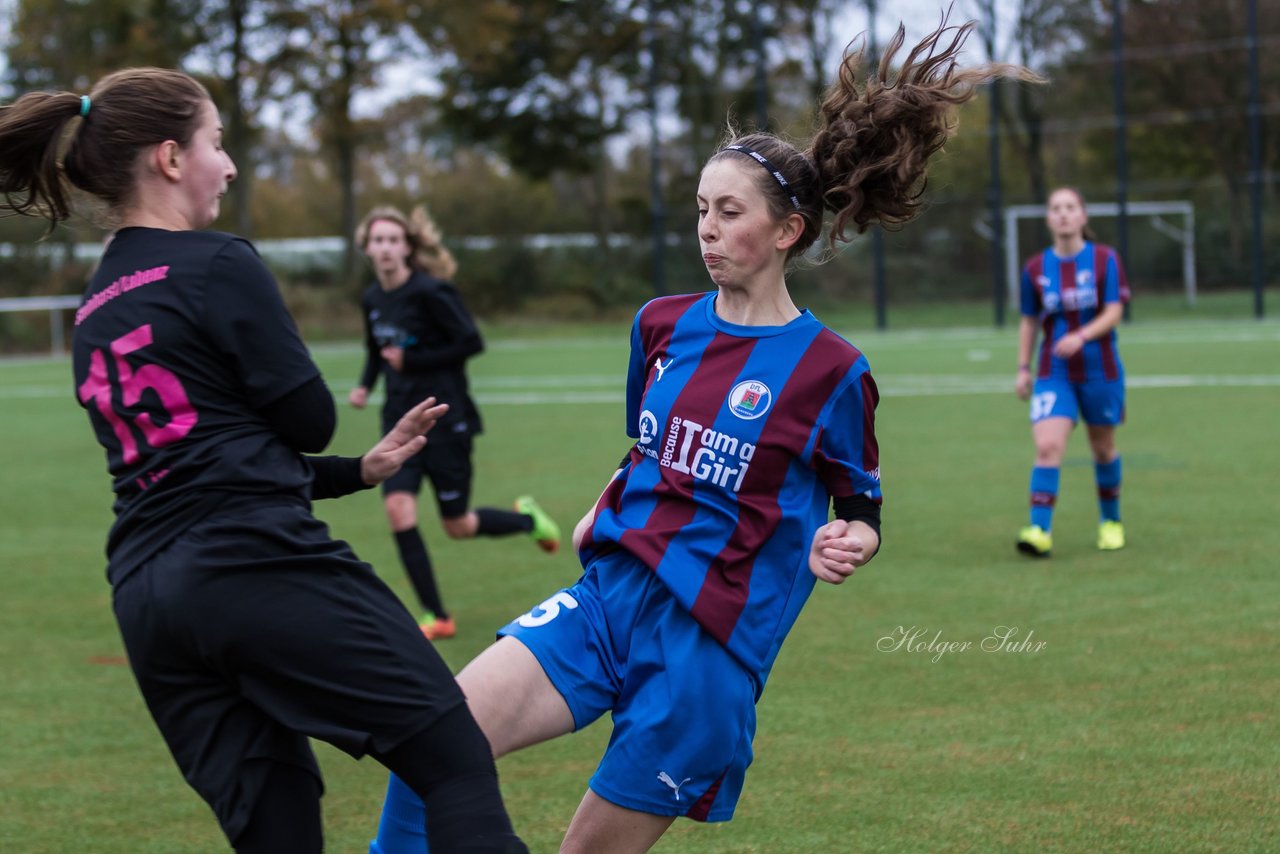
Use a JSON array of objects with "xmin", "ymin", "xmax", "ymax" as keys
[{"xmin": 1004, "ymin": 200, "xmax": 1196, "ymax": 309}]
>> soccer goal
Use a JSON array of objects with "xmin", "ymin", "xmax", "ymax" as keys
[{"xmin": 1003, "ymin": 200, "xmax": 1197, "ymax": 309}]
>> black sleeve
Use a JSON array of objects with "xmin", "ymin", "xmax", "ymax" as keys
[
  {"xmin": 204, "ymin": 239, "xmax": 322, "ymax": 409},
  {"xmin": 401, "ymin": 284, "xmax": 484, "ymax": 372},
  {"xmin": 306, "ymin": 455, "xmax": 371, "ymax": 500},
  {"xmin": 259, "ymin": 374, "xmax": 337, "ymax": 454},
  {"xmin": 833, "ymin": 493, "xmax": 882, "ymax": 540},
  {"xmin": 357, "ymin": 292, "xmax": 382, "ymax": 390}
]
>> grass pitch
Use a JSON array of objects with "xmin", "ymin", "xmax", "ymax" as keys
[{"xmin": 1, "ymin": 294, "xmax": 1277, "ymax": 852}]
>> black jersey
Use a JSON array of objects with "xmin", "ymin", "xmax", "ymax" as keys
[
  {"xmin": 72, "ymin": 227, "xmax": 322, "ymax": 585},
  {"xmin": 357, "ymin": 270, "xmax": 483, "ymax": 434}
]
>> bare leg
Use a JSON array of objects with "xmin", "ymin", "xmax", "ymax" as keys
[
  {"xmin": 458, "ymin": 635, "xmax": 576, "ymax": 758},
  {"xmin": 1086, "ymin": 423, "xmax": 1117, "ymax": 463},
  {"xmin": 442, "ymin": 511, "xmax": 480, "ymax": 539},
  {"xmin": 384, "ymin": 491, "xmax": 418, "ymax": 532},
  {"xmin": 560, "ymin": 791, "xmax": 676, "ymax": 854},
  {"xmin": 1031, "ymin": 416, "xmax": 1074, "ymax": 467}
]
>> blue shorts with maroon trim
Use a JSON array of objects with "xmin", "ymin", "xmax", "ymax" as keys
[
  {"xmin": 1030, "ymin": 375, "xmax": 1126, "ymax": 426},
  {"xmin": 499, "ymin": 549, "xmax": 756, "ymax": 821}
]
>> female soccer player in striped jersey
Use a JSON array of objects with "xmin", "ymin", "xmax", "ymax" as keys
[
  {"xmin": 1016, "ymin": 187, "xmax": 1130, "ymax": 556},
  {"xmin": 0, "ymin": 69, "xmax": 525, "ymax": 853},
  {"xmin": 371, "ymin": 17, "xmax": 1038, "ymax": 854}
]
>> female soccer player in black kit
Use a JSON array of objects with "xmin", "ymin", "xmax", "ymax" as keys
[
  {"xmin": 351, "ymin": 205, "xmax": 560, "ymax": 640},
  {"xmin": 0, "ymin": 69, "xmax": 526, "ymax": 853}
]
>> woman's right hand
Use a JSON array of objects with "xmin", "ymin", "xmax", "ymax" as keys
[
  {"xmin": 1015, "ymin": 368, "xmax": 1032, "ymax": 401},
  {"xmin": 349, "ymin": 386, "xmax": 369, "ymax": 409}
]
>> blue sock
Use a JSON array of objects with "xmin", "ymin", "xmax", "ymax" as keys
[
  {"xmin": 1095, "ymin": 457, "xmax": 1122, "ymax": 522},
  {"xmin": 1029, "ymin": 466, "xmax": 1059, "ymax": 531},
  {"xmin": 369, "ymin": 774, "xmax": 427, "ymax": 854}
]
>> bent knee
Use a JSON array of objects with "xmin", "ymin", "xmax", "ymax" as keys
[
  {"xmin": 441, "ymin": 514, "xmax": 476, "ymax": 539},
  {"xmin": 384, "ymin": 494, "xmax": 417, "ymax": 531}
]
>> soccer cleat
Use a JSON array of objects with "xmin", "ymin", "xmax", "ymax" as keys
[
  {"xmin": 515, "ymin": 495, "xmax": 560, "ymax": 554},
  {"xmin": 1016, "ymin": 525, "xmax": 1052, "ymax": 557},
  {"xmin": 419, "ymin": 614, "xmax": 456, "ymax": 641},
  {"xmin": 1097, "ymin": 520, "xmax": 1125, "ymax": 551}
]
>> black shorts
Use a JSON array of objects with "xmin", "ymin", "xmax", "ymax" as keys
[
  {"xmin": 381, "ymin": 422, "xmax": 474, "ymax": 518},
  {"xmin": 111, "ymin": 497, "xmax": 465, "ymax": 841}
]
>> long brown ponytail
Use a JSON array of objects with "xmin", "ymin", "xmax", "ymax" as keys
[
  {"xmin": 708, "ymin": 14, "xmax": 1043, "ymax": 261},
  {"xmin": 0, "ymin": 68, "xmax": 209, "ymax": 229}
]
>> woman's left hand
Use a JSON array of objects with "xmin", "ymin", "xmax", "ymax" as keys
[
  {"xmin": 808, "ymin": 519, "xmax": 878, "ymax": 585},
  {"xmin": 380, "ymin": 345, "xmax": 405, "ymax": 372},
  {"xmin": 360, "ymin": 397, "xmax": 449, "ymax": 485},
  {"xmin": 1052, "ymin": 331, "xmax": 1086, "ymax": 359}
]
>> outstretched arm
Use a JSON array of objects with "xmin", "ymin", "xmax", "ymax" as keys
[
  {"xmin": 358, "ymin": 397, "xmax": 449, "ymax": 485},
  {"xmin": 310, "ymin": 398, "xmax": 449, "ymax": 500}
]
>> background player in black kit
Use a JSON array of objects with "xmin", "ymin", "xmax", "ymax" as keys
[
  {"xmin": 350, "ymin": 205, "xmax": 561, "ymax": 640},
  {"xmin": 0, "ymin": 68, "xmax": 526, "ymax": 853}
]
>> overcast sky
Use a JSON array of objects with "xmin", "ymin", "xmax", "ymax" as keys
[{"xmin": 1, "ymin": 0, "xmax": 1025, "ymax": 123}]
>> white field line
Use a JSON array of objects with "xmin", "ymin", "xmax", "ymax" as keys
[
  {"xmin": 7, "ymin": 373, "xmax": 1280, "ymax": 405},
  {"xmin": 302, "ymin": 324, "xmax": 1280, "ymax": 355}
]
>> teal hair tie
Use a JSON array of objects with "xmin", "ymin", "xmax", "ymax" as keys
[{"xmin": 79, "ymin": 95, "xmax": 91, "ymax": 117}]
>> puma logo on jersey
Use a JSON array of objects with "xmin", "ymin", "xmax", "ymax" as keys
[
  {"xmin": 657, "ymin": 771, "xmax": 692, "ymax": 801},
  {"xmin": 653, "ymin": 357, "xmax": 673, "ymax": 382}
]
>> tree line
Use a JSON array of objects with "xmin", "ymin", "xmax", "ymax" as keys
[{"xmin": 1, "ymin": 0, "xmax": 1276, "ymax": 318}]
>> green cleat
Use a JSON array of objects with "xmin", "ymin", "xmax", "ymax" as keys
[
  {"xmin": 1097, "ymin": 520, "xmax": 1125, "ymax": 551},
  {"xmin": 516, "ymin": 495, "xmax": 560, "ymax": 554},
  {"xmin": 1016, "ymin": 525, "xmax": 1052, "ymax": 557},
  {"xmin": 419, "ymin": 613, "xmax": 456, "ymax": 641}
]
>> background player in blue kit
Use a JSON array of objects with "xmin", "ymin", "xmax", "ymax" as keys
[
  {"xmin": 0, "ymin": 69, "xmax": 526, "ymax": 853},
  {"xmin": 351, "ymin": 204, "xmax": 561, "ymax": 640},
  {"xmin": 1016, "ymin": 187, "xmax": 1131, "ymax": 556},
  {"xmin": 370, "ymin": 18, "xmax": 1037, "ymax": 853}
]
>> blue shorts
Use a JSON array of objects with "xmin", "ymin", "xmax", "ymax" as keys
[
  {"xmin": 498, "ymin": 550, "xmax": 756, "ymax": 822},
  {"xmin": 1029, "ymin": 376, "xmax": 1125, "ymax": 426}
]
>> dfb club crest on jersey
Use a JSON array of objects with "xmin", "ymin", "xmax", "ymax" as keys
[{"xmin": 727, "ymin": 380, "xmax": 772, "ymax": 420}]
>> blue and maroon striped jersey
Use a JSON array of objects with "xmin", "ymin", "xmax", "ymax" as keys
[
  {"xmin": 581, "ymin": 292, "xmax": 881, "ymax": 688},
  {"xmin": 1020, "ymin": 241, "xmax": 1130, "ymax": 383}
]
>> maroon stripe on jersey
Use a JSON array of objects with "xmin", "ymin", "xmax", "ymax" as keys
[
  {"xmin": 685, "ymin": 770, "xmax": 726, "ymax": 821},
  {"xmin": 1093, "ymin": 246, "xmax": 1121, "ymax": 380},
  {"xmin": 689, "ymin": 328, "xmax": 853, "ymax": 645},
  {"xmin": 1059, "ymin": 259, "xmax": 1087, "ymax": 383},
  {"xmin": 1027, "ymin": 254, "xmax": 1045, "ymax": 308},
  {"xmin": 860, "ymin": 372, "xmax": 880, "ymax": 476},
  {"xmin": 618, "ymin": 331, "xmax": 756, "ymax": 570},
  {"xmin": 810, "ymin": 372, "xmax": 879, "ymax": 497},
  {"xmin": 1038, "ymin": 315, "xmax": 1054, "ymax": 379},
  {"xmin": 1107, "ymin": 245, "xmax": 1132, "ymax": 303},
  {"xmin": 1065, "ymin": 307, "xmax": 1087, "ymax": 383},
  {"xmin": 640, "ymin": 294, "xmax": 703, "ymax": 362},
  {"xmin": 811, "ymin": 428, "xmax": 851, "ymax": 495},
  {"xmin": 1098, "ymin": 332, "xmax": 1119, "ymax": 381}
]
